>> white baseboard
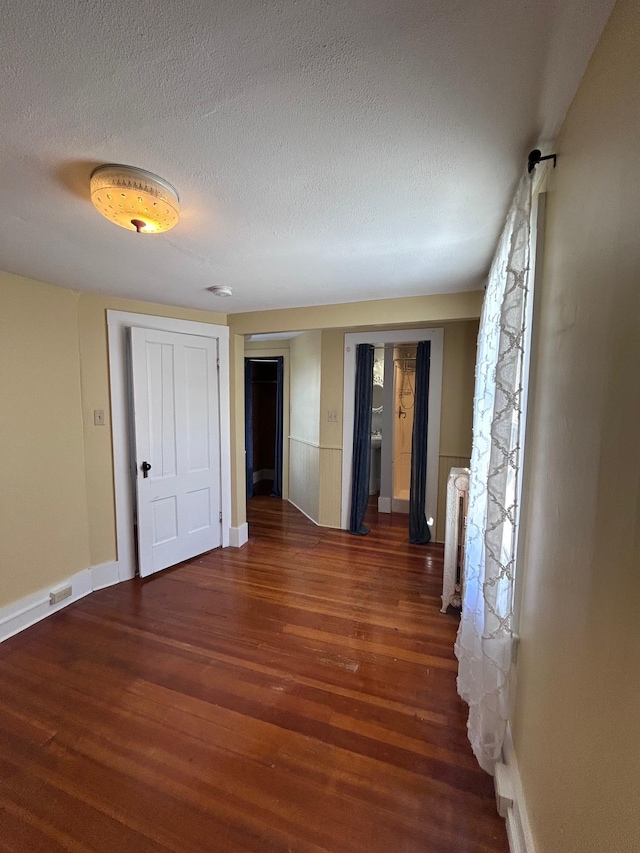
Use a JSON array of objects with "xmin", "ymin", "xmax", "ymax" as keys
[
  {"xmin": 91, "ymin": 560, "xmax": 120, "ymax": 591},
  {"xmin": 378, "ymin": 496, "xmax": 391, "ymax": 513},
  {"xmin": 287, "ymin": 498, "xmax": 320, "ymax": 526},
  {"xmin": 253, "ymin": 468, "xmax": 275, "ymax": 484},
  {"xmin": 0, "ymin": 561, "xmax": 121, "ymax": 644},
  {"xmin": 391, "ymin": 498, "xmax": 410, "ymax": 514},
  {"xmin": 496, "ymin": 724, "xmax": 536, "ymax": 853},
  {"xmin": 0, "ymin": 568, "xmax": 93, "ymax": 643},
  {"xmin": 228, "ymin": 523, "xmax": 249, "ymax": 548}
]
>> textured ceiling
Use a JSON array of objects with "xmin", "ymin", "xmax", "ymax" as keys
[{"xmin": 0, "ymin": 0, "xmax": 613, "ymax": 313}]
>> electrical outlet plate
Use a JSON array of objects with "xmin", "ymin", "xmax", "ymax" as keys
[{"xmin": 50, "ymin": 585, "xmax": 72, "ymax": 606}]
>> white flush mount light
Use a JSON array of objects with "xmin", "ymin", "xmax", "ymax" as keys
[
  {"xmin": 207, "ymin": 285, "xmax": 233, "ymax": 297},
  {"xmin": 90, "ymin": 164, "xmax": 179, "ymax": 234}
]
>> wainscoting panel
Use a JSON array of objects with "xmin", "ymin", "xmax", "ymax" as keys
[
  {"xmin": 288, "ymin": 437, "xmax": 320, "ymax": 524},
  {"xmin": 318, "ymin": 447, "xmax": 343, "ymax": 528},
  {"xmin": 436, "ymin": 454, "xmax": 471, "ymax": 542}
]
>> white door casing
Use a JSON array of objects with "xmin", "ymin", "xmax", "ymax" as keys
[
  {"xmin": 107, "ymin": 311, "xmax": 231, "ymax": 583},
  {"xmin": 341, "ymin": 328, "xmax": 443, "ymax": 532},
  {"xmin": 130, "ymin": 327, "xmax": 221, "ymax": 576}
]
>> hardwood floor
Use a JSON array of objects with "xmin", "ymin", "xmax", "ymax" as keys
[{"xmin": 0, "ymin": 498, "xmax": 508, "ymax": 853}]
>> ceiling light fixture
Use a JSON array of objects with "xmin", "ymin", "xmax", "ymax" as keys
[
  {"xmin": 90, "ymin": 164, "xmax": 180, "ymax": 234},
  {"xmin": 207, "ymin": 285, "xmax": 233, "ymax": 297}
]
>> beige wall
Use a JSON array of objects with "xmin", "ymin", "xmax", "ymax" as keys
[
  {"xmin": 228, "ymin": 292, "xmax": 482, "ymax": 529},
  {"xmin": 231, "ymin": 313, "xmax": 478, "ymax": 531},
  {"xmin": 440, "ymin": 320, "xmax": 477, "ymax": 457},
  {"xmin": 434, "ymin": 322, "xmax": 476, "ymax": 540},
  {"xmin": 290, "ymin": 331, "xmax": 322, "ymax": 445},
  {"xmin": 316, "ymin": 321, "xmax": 477, "ymax": 531},
  {"xmin": 229, "ymin": 290, "xmax": 483, "ymax": 335},
  {"xmin": 318, "ymin": 329, "xmax": 346, "ymax": 527},
  {"xmin": 314, "ymin": 320, "xmax": 476, "ymax": 461},
  {"xmin": 77, "ymin": 292, "xmax": 226, "ymax": 565},
  {"xmin": 0, "ymin": 272, "xmax": 90, "ymax": 606},
  {"xmin": 512, "ymin": 1, "xmax": 640, "ymax": 850},
  {"xmin": 0, "ymin": 272, "xmax": 228, "ymax": 609},
  {"xmin": 1, "ymin": 276, "xmax": 478, "ymax": 603},
  {"xmin": 230, "ymin": 333, "xmax": 246, "ymax": 529},
  {"xmin": 289, "ymin": 331, "xmax": 322, "ymax": 520},
  {"xmin": 319, "ymin": 329, "xmax": 345, "ymax": 450}
]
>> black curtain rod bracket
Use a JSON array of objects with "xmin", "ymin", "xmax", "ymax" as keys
[{"xmin": 528, "ymin": 149, "xmax": 557, "ymax": 174}]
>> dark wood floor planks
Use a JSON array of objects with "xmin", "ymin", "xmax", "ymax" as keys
[{"xmin": 0, "ymin": 497, "xmax": 508, "ymax": 852}]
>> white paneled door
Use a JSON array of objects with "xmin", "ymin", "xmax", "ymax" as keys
[{"xmin": 130, "ymin": 327, "xmax": 221, "ymax": 577}]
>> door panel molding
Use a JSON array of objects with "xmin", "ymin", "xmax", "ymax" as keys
[
  {"xmin": 107, "ymin": 311, "xmax": 230, "ymax": 582},
  {"xmin": 130, "ymin": 327, "xmax": 221, "ymax": 577}
]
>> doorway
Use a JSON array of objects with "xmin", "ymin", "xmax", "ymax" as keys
[
  {"xmin": 391, "ymin": 345, "xmax": 417, "ymax": 512},
  {"xmin": 368, "ymin": 345, "xmax": 423, "ymax": 515},
  {"xmin": 369, "ymin": 347, "xmax": 384, "ymax": 499},
  {"xmin": 245, "ymin": 357, "xmax": 284, "ymax": 499},
  {"xmin": 341, "ymin": 328, "xmax": 443, "ymax": 535},
  {"xmin": 107, "ymin": 311, "xmax": 232, "ymax": 583}
]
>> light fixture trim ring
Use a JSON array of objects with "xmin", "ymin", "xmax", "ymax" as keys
[
  {"xmin": 89, "ymin": 164, "xmax": 180, "ymax": 234},
  {"xmin": 90, "ymin": 164, "xmax": 180, "ymax": 202}
]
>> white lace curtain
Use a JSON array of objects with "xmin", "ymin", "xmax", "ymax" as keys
[{"xmin": 455, "ymin": 173, "xmax": 532, "ymax": 775}]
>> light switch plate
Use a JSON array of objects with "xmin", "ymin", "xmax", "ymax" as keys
[{"xmin": 94, "ymin": 409, "xmax": 105, "ymax": 426}]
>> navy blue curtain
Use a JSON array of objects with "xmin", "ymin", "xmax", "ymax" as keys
[
  {"xmin": 244, "ymin": 358, "xmax": 254, "ymax": 499},
  {"xmin": 409, "ymin": 341, "xmax": 432, "ymax": 544},
  {"xmin": 271, "ymin": 357, "xmax": 284, "ymax": 497},
  {"xmin": 349, "ymin": 344, "xmax": 374, "ymax": 535}
]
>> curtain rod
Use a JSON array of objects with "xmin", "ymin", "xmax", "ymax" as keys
[
  {"xmin": 356, "ymin": 342, "xmax": 425, "ymax": 350},
  {"xmin": 527, "ymin": 149, "xmax": 557, "ymax": 173},
  {"xmin": 376, "ymin": 342, "xmax": 421, "ymax": 349}
]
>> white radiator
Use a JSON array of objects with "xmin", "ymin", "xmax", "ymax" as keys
[{"xmin": 441, "ymin": 467, "xmax": 470, "ymax": 613}]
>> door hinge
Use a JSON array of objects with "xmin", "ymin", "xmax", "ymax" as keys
[
  {"xmin": 216, "ymin": 358, "xmax": 220, "ymax": 369},
  {"xmin": 219, "ymin": 511, "xmax": 222, "ymax": 523}
]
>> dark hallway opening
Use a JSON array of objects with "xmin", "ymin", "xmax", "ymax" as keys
[{"xmin": 246, "ymin": 359, "xmax": 279, "ymax": 497}]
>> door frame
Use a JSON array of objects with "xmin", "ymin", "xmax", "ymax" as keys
[
  {"xmin": 244, "ymin": 352, "xmax": 290, "ymax": 500},
  {"xmin": 107, "ymin": 310, "xmax": 231, "ymax": 582},
  {"xmin": 340, "ymin": 327, "xmax": 444, "ymax": 532}
]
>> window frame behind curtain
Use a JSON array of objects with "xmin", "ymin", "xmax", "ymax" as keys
[{"xmin": 511, "ymin": 190, "xmax": 547, "ymax": 639}]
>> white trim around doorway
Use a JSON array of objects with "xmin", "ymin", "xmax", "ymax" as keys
[
  {"xmin": 340, "ymin": 328, "xmax": 444, "ymax": 532},
  {"xmin": 107, "ymin": 311, "xmax": 232, "ymax": 582},
  {"xmin": 244, "ymin": 348, "xmax": 290, "ymax": 502}
]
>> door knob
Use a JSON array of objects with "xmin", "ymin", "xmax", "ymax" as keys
[{"xmin": 141, "ymin": 461, "xmax": 151, "ymax": 478}]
